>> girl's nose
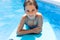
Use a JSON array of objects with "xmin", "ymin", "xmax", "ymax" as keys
[
  {"xmin": 29, "ymin": 11, "xmax": 33, "ymax": 14},
  {"xmin": 30, "ymin": 12, "xmax": 32, "ymax": 14}
]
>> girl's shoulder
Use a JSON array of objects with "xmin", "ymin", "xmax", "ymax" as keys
[
  {"xmin": 22, "ymin": 14, "xmax": 27, "ymax": 19},
  {"xmin": 36, "ymin": 12, "xmax": 42, "ymax": 17}
]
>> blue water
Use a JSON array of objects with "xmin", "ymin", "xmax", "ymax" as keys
[{"xmin": 0, "ymin": 0, "xmax": 60, "ymax": 40}]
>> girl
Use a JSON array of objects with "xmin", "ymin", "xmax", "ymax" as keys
[{"xmin": 17, "ymin": 0, "xmax": 43, "ymax": 36}]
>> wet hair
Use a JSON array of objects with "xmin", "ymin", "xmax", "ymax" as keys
[{"xmin": 23, "ymin": 0, "xmax": 38, "ymax": 10}]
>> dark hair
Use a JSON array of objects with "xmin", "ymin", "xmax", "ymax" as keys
[{"xmin": 23, "ymin": 0, "xmax": 38, "ymax": 10}]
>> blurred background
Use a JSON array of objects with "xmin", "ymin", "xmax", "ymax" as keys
[{"xmin": 0, "ymin": 0, "xmax": 60, "ymax": 40}]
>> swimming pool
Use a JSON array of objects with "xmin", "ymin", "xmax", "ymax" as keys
[{"xmin": 0, "ymin": 0, "xmax": 60, "ymax": 40}]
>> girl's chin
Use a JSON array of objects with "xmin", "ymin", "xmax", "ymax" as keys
[{"xmin": 28, "ymin": 16, "xmax": 35, "ymax": 20}]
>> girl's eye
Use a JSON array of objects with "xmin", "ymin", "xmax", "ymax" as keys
[
  {"xmin": 27, "ymin": 10, "xmax": 29, "ymax": 12},
  {"xmin": 32, "ymin": 9, "xmax": 35, "ymax": 12},
  {"xmin": 29, "ymin": 2, "xmax": 32, "ymax": 5}
]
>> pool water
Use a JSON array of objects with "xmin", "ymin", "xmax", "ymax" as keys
[{"xmin": 0, "ymin": 0, "xmax": 60, "ymax": 40}]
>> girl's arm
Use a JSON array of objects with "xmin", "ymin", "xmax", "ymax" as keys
[
  {"xmin": 17, "ymin": 16, "xmax": 34, "ymax": 35},
  {"xmin": 17, "ymin": 16, "xmax": 26, "ymax": 34},
  {"xmin": 17, "ymin": 27, "xmax": 42, "ymax": 36}
]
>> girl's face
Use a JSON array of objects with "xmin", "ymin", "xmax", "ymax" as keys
[{"xmin": 25, "ymin": 5, "xmax": 37, "ymax": 19}]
